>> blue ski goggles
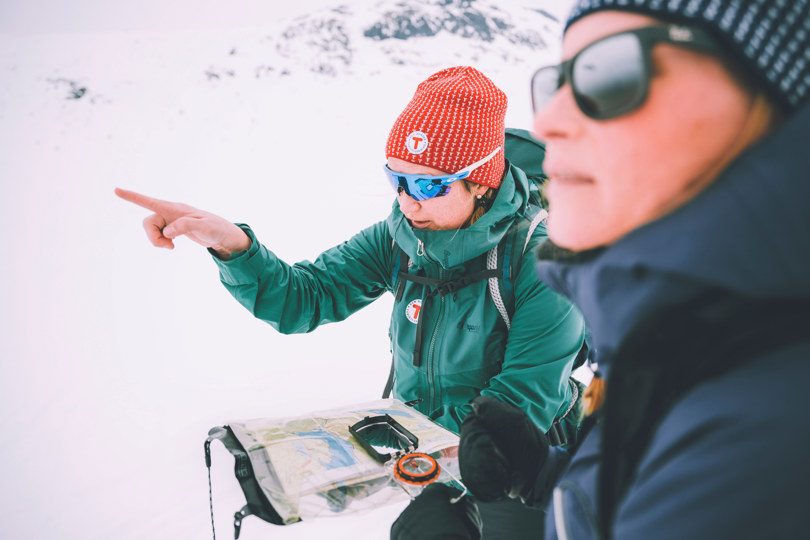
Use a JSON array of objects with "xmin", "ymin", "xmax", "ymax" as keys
[{"xmin": 384, "ymin": 146, "xmax": 502, "ymax": 201}]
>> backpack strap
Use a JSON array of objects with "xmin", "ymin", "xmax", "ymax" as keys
[
  {"xmin": 545, "ymin": 377, "xmax": 582, "ymax": 447},
  {"xmin": 382, "ymin": 356, "xmax": 396, "ymax": 399},
  {"xmin": 394, "ymin": 248, "xmax": 410, "ymax": 302},
  {"xmin": 489, "ymin": 205, "xmax": 548, "ymax": 329},
  {"xmin": 487, "ymin": 242, "xmax": 512, "ymax": 330},
  {"xmin": 524, "ymin": 208, "xmax": 548, "ymax": 254}
]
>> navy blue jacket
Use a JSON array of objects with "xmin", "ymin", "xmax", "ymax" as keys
[{"xmin": 534, "ymin": 104, "xmax": 810, "ymax": 539}]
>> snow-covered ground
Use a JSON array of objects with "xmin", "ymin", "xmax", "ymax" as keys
[{"xmin": 0, "ymin": 1, "xmax": 574, "ymax": 538}]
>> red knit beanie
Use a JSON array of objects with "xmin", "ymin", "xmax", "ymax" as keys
[{"xmin": 385, "ymin": 66, "xmax": 507, "ymax": 189}]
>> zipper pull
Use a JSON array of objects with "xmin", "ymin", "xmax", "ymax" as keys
[{"xmin": 416, "ymin": 239, "xmax": 425, "ymax": 258}]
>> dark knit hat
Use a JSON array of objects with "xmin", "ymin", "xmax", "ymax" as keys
[
  {"xmin": 566, "ymin": 0, "xmax": 810, "ymax": 113},
  {"xmin": 386, "ymin": 66, "xmax": 507, "ymax": 188}
]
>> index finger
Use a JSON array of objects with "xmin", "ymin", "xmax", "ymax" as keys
[{"xmin": 115, "ymin": 187, "xmax": 175, "ymax": 214}]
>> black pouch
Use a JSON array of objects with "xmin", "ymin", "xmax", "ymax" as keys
[{"xmin": 205, "ymin": 426, "xmax": 290, "ymax": 538}]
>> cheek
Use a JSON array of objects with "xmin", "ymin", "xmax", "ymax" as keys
[
  {"xmin": 541, "ymin": 119, "xmax": 631, "ymax": 242},
  {"xmin": 545, "ymin": 166, "xmax": 638, "ymax": 250},
  {"xmin": 545, "ymin": 126, "xmax": 680, "ymax": 250},
  {"xmin": 432, "ymin": 188, "xmax": 475, "ymax": 228},
  {"xmin": 638, "ymin": 55, "xmax": 753, "ymax": 186}
]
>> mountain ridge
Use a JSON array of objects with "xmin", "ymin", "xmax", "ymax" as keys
[{"xmin": 206, "ymin": 0, "xmax": 559, "ymax": 80}]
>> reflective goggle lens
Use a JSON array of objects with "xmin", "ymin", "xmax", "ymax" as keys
[{"xmin": 384, "ymin": 166, "xmax": 468, "ymax": 201}]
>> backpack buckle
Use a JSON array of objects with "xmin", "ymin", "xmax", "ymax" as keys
[{"xmin": 436, "ymin": 277, "xmax": 471, "ymax": 296}]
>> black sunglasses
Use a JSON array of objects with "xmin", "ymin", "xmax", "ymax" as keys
[{"xmin": 531, "ymin": 25, "xmax": 722, "ymax": 120}]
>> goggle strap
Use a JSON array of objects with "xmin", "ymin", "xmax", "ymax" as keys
[{"xmin": 454, "ymin": 145, "xmax": 502, "ymax": 177}]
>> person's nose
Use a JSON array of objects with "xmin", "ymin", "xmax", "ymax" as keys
[
  {"xmin": 398, "ymin": 191, "xmax": 421, "ymax": 215},
  {"xmin": 532, "ymin": 83, "xmax": 583, "ymax": 143}
]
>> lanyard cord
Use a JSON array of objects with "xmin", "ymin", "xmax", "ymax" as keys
[
  {"xmin": 208, "ymin": 463, "xmax": 217, "ymax": 540},
  {"xmin": 205, "ymin": 437, "xmax": 218, "ymax": 540},
  {"xmin": 205, "ymin": 427, "xmax": 229, "ymax": 540}
]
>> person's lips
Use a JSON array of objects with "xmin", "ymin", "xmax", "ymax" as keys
[
  {"xmin": 544, "ymin": 166, "xmax": 594, "ymax": 198},
  {"xmin": 410, "ymin": 220, "xmax": 431, "ymax": 229},
  {"xmin": 545, "ymin": 168, "xmax": 595, "ymax": 186}
]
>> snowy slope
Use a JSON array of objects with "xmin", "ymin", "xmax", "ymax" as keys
[{"xmin": 0, "ymin": 1, "xmax": 573, "ymax": 538}]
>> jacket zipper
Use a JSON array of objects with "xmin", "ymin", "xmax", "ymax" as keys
[{"xmin": 426, "ymin": 268, "xmax": 446, "ymax": 414}]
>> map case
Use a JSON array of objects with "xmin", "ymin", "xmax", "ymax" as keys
[{"xmin": 205, "ymin": 399, "xmax": 461, "ymax": 534}]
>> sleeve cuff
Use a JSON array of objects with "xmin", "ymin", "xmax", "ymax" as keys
[
  {"xmin": 211, "ymin": 224, "xmax": 276, "ymax": 285},
  {"xmin": 207, "ymin": 223, "xmax": 256, "ymax": 260}
]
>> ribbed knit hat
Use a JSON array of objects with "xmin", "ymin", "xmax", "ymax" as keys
[
  {"xmin": 566, "ymin": 0, "xmax": 810, "ymax": 113},
  {"xmin": 385, "ymin": 66, "xmax": 507, "ymax": 188}
]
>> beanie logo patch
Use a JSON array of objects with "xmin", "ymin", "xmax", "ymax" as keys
[
  {"xmin": 405, "ymin": 131, "xmax": 428, "ymax": 155},
  {"xmin": 405, "ymin": 299, "xmax": 422, "ymax": 324}
]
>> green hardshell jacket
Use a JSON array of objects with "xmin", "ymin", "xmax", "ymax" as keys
[{"xmin": 214, "ymin": 163, "xmax": 585, "ymax": 433}]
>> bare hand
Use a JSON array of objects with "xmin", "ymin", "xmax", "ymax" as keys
[{"xmin": 115, "ymin": 188, "xmax": 251, "ymax": 258}]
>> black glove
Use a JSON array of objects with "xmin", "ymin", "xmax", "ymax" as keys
[
  {"xmin": 458, "ymin": 395, "xmax": 549, "ymax": 502},
  {"xmin": 390, "ymin": 483, "xmax": 482, "ymax": 540}
]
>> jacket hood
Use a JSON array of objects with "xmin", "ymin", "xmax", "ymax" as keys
[
  {"xmin": 387, "ymin": 163, "xmax": 530, "ymax": 269},
  {"xmin": 535, "ymin": 104, "xmax": 810, "ymax": 363}
]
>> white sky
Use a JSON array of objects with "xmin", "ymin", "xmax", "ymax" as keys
[{"xmin": 0, "ymin": 0, "xmax": 340, "ymax": 34}]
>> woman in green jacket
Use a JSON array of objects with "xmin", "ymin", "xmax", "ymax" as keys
[{"xmin": 116, "ymin": 66, "xmax": 585, "ymax": 539}]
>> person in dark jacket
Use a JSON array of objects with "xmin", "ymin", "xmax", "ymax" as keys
[{"xmin": 392, "ymin": 1, "xmax": 810, "ymax": 539}]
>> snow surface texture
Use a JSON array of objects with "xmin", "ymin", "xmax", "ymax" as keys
[{"xmin": 0, "ymin": 1, "xmax": 575, "ymax": 538}]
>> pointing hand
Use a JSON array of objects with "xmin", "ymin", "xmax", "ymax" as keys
[{"xmin": 115, "ymin": 188, "xmax": 251, "ymax": 258}]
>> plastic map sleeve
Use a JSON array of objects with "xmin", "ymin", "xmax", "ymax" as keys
[{"xmin": 227, "ymin": 398, "xmax": 461, "ymax": 523}]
